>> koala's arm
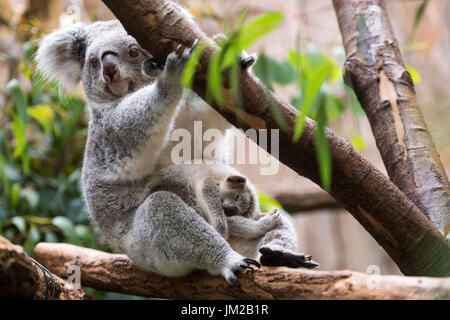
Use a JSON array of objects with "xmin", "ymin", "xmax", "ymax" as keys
[
  {"xmin": 106, "ymin": 47, "xmax": 193, "ymax": 139},
  {"xmin": 227, "ymin": 210, "xmax": 281, "ymax": 240}
]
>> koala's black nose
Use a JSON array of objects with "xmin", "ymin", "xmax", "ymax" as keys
[
  {"xmin": 223, "ymin": 204, "xmax": 238, "ymax": 216},
  {"xmin": 102, "ymin": 53, "xmax": 120, "ymax": 82}
]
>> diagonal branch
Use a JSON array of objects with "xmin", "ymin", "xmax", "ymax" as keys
[
  {"xmin": 332, "ymin": 0, "xmax": 450, "ymax": 236},
  {"xmin": 100, "ymin": 0, "xmax": 450, "ymax": 276},
  {"xmin": 33, "ymin": 242, "xmax": 450, "ymax": 300}
]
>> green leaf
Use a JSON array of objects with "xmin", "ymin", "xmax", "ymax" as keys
[
  {"xmin": 44, "ymin": 231, "xmax": 58, "ymax": 243},
  {"xmin": 23, "ymin": 225, "xmax": 41, "ymax": 255},
  {"xmin": 74, "ymin": 225, "xmax": 89, "ymax": 239},
  {"xmin": 21, "ymin": 188, "xmax": 40, "ymax": 210},
  {"xmin": 412, "ymin": 0, "xmax": 428, "ymax": 35},
  {"xmin": 52, "ymin": 216, "xmax": 76, "ymax": 240},
  {"xmin": 258, "ymin": 191, "xmax": 283, "ymax": 212},
  {"xmin": 238, "ymin": 12, "xmax": 284, "ymax": 49},
  {"xmin": 406, "ymin": 65, "xmax": 421, "ymax": 84},
  {"xmin": 315, "ymin": 100, "xmax": 332, "ymax": 191},
  {"xmin": 351, "ymin": 134, "xmax": 367, "ymax": 151},
  {"xmin": 11, "ymin": 183, "xmax": 21, "ymax": 208},
  {"xmin": 27, "ymin": 104, "xmax": 55, "ymax": 135},
  {"xmin": 7, "ymin": 80, "xmax": 28, "ymax": 123},
  {"xmin": 293, "ymin": 64, "xmax": 331, "ymax": 141},
  {"xmin": 182, "ymin": 42, "xmax": 206, "ymax": 88},
  {"xmin": 12, "ymin": 216, "xmax": 27, "ymax": 233},
  {"xmin": 11, "ymin": 116, "xmax": 27, "ymax": 158},
  {"xmin": 324, "ymin": 95, "xmax": 345, "ymax": 121},
  {"xmin": 253, "ymin": 53, "xmax": 296, "ymax": 90},
  {"xmin": 206, "ymin": 50, "xmax": 225, "ymax": 107},
  {"xmin": 29, "ymin": 226, "xmax": 41, "ymax": 242}
]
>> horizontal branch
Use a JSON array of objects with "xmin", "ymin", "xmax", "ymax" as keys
[
  {"xmin": 33, "ymin": 242, "xmax": 450, "ymax": 299},
  {"xmin": 101, "ymin": 0, "xmax": 450, "ymax": 276},
  {"xmin": 272, "ymin": 190, "xmax": 341, "ymax": 212},
  {"xmin": 0, "ymin": 236, "xmax": 88, "ymax": 299}
]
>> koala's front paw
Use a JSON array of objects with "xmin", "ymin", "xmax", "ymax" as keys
[
  {"xmin": 259, "ymin": 209, "xmax": 282, "ymax": 231},
  {"xmin": 221, "ymin": 252, "xmax": 261, "ymax": 286},
  {"xmin": 164, "ymin": 39, "xmax": 198, "ymax": 76}
]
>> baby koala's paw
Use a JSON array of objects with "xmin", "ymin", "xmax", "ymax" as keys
[
  {"xmin": 221, "ymin": 252, "xmax": 261, "ymax": 286},
  {"xmin": 259, "ymin": 209, "xmax": 282, "ymax": 231},
  {"xmin": 164, "ymin": 39, "xmax": 198, "ymax": 76}
]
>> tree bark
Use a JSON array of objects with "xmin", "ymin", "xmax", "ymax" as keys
[
  {"xmin": 99, "ymin": 0, "xmax": 450, "ymax": 276},
  {"xmin": 33, "ymin": 242, "xmax": 450, "ymax": 299},
  {"xmin": 272, "ymin": 190, "xmax": 341, "ymax": 212},
  {"xmin": 0, "ymin": 236, "xmax": 88, "ymax": 299},
  {"xmin": 333, "ymin": 0, "xmax": 450, "ymax": 236}
]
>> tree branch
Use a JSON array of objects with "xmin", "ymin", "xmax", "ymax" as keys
[
  {"xmin": 272, "ymin": 190, "xmax": 341, "ymax": 212},
  {"xmin": 0, "ymin": 236, "xmax": 88, "ymax": 299},
  {"xmin": 33, "ymin": 242, "xmax": 450, "ymax": 299},
  {"xmin": 333, "ymin": 0, "xmax": 450, "ymax": 236},
  {"xmin": 100, "ymin": 0, "xmax": 450, "ymax": 276}
]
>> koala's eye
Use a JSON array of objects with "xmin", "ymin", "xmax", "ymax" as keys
[
  {"xmin": 90, "ymin": 57, "xmax": 98, "ymax": 68},
  {"xmin": 129, "ymin": 47, "xmax": 139, "ymax": 58},
  {"xmin": 235, "ymin": 194, "xmax": 240, "ymax": 201}
]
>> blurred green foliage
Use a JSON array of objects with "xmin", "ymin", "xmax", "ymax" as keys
[{"xmin": 0, "ymin": 39, "xmax": 108, "ymax": 256}]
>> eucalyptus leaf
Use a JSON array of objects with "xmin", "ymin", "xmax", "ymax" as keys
[
  {"xmin": 12, "ymin": 216, "xmax": 27, "ymax": 233},
  {"xmin": 52, "ymin": 216, "xmax": 76, "ymax": 240},
  {"xmin": 238, "ymin": 12, "xmax": 284, "ymax": 49}
]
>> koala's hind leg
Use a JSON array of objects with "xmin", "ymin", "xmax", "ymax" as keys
[
  {"xmin": 258, "ymin": 210, "xmax": 319, "ymax": 269},
  {"xmin": 128, "ymin": 191, "xmax": 260, "ymax": 285}
]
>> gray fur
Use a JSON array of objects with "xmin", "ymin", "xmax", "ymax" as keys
[{"xmin": 36, "ymin": 19, "xmax": 262, "ymax": 284}]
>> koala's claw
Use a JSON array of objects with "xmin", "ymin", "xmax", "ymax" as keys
[
  {"xmin": 165, "ymin": 41, "xmax": 197, "ymax": 76},
  {"xmin": 175, "ymin": 44, "xmax": 182, "ymax": 55},
  {"xmin": 223, "ymin": 256, "xmax": 261, "ymax": 286},
  {"xmin": 243, "ymin": 258, "xmax": 261, "ymax": 269},
  {"xmin": 191, "ymin": 38, "xmax": 199, "ymax": 51}
]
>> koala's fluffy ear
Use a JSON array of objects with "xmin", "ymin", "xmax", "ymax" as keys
[
  {"xmin": 226, "ymin": 176, "xmax": 246, "ymax": 189},
  {"xmin": 35, "ymin": 24, "xmax": 87, "ymax": 89}
]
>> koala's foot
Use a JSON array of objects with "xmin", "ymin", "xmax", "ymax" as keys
[
  {"xmin": 212, "ymin": 33, "xmax": 256, "ymax": 71},
  {"xmin": 239, "ymin": 53, "xmax": 256, "ymax": 71},
  {"xmin": 259, "ymin": 246, "xmax": 319, "ymax": 269},
  {"xmin": 221, "ymin": 252, "xmax": 261, "ymax": 286}
]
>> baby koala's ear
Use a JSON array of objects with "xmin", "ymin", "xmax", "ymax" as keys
[
  {"xmin": 35, "ymin": 24, "xmax": 87, "ymax": 90},
  {"xmin": 226, "ymin": 175, "xmax": 247, "ymax": 189}
]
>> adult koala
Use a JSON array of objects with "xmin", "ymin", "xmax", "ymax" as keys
[{"xmin": 36, "ymin": 20, "xmax": 261, "ymax": 285}]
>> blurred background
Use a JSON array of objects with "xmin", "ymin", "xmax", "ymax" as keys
[{"xmin": 0, "ymin": 0, "xmax": 449, "ymax": 297}]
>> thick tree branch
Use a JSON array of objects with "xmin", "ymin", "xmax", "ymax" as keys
[
  {"xmin": 333, "ymin": 0, "xmax": 450, "ymax": 236},
  {"xmin": 33, "ymin": 243, "xmax": 450, "ymax": 299},
  {"xmin": 99, "ymin": 0, "xmax": 449, "ymax": 276},
  {"xmin": 99, "ymin": 0, "xmax": 450, "ymax": 276},
  {"xmin": 0, "ymin": 236, "xmax": 88, "ymax": 299}
]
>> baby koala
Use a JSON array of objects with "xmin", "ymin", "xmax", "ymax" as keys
[
  {"xmin": 219, "ymin": 175, "xmax": 319, "ymax": 268},
  {"xmin": 150, "ymin": 163, "xmax": 318, "ymax": 269}
]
